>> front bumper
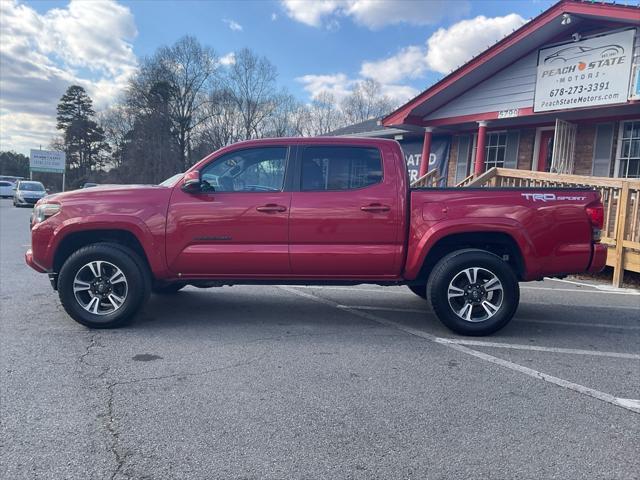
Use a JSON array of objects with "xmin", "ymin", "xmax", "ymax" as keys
[
  {"xmin": 25, "ymin": 248, "xmax": 47, "ymax": 273},
  {"xmin": 15, "ymin": 196, "xmax": 39, "ymax": 206},
  {"xmin": 587, "ymin": 243, "xmax": 607, "ymax": 273}
]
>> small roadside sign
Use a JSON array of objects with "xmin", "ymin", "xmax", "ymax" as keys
[{"xmin": 30, "ymin": 149, "xmax": 66, "ymax": 174}]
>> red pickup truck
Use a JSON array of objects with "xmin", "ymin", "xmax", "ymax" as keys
[{"xmin": 26, "ymin": 137, "xmax": 606, "ymax": 335}]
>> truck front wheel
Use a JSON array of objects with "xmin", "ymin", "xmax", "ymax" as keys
[
  {"xmin": 427, "ymin": 249, "xmax": 519, "ymax": 336},
  {"xmin": 58, "ymin": 243, "xmax": 151, "ymax": 329}
]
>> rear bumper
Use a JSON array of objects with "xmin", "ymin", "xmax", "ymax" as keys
[
  {"xmin": 587, "ymin": 243, "xmax": 607, "ymax": 273},
  {"xmin": 25, "ymin": 249, "xmax": 47, "ymax": 273}
]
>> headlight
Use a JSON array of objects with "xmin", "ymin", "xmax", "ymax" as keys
[{"xmin": 33, "ymin": 203, "xmax": 61, "ymax": 224}]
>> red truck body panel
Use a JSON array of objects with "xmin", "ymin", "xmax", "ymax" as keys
[
  {"xmin": 404, "ymin": 188, "xmax": 600, "ymax": 281},
  {"xmin": 26, "ymin": 137, "xmax": 606, "ymax": 284}
]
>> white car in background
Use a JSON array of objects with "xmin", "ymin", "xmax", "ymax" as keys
[
  {"xmin": 0, "ymin": 180, "xmax": 15, "ymax": 198},
  {"xmin": 13, "ymin": 181, "xmax": 47, "ymax": 207}
]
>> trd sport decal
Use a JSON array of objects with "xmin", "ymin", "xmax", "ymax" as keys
[{"xmin": 521, "ymin": 193, "xmax": 587, "ymax": 202}]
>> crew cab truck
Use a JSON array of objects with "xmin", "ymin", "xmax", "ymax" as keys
[{"xmin": 26, "ymin": 137, "xmax": 606, "ymax": 335}]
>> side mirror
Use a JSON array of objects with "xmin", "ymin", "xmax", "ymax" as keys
[{"xmin": 181, "ymin": 171, "xmax": 201, "ymax": 193}]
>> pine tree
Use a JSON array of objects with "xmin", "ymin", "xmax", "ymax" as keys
[{"xmin": 56, "ymin": 85, "xmax": 107, "ymax": 185}]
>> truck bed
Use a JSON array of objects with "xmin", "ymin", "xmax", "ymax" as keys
[{"xmin": 405, "ymin": 187, "xmax": 601, "ymax": 281}]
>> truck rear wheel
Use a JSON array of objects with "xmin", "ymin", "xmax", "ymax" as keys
[
  {"xmin": 58, "ymin": 243, "xmax": 151, "ymax": 329},
  {"xmin": 427, "ymin": 249, "xmax": 519, "ymax": 336}
]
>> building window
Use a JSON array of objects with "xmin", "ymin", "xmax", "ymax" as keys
[
  {"xmin": 618, "ymin": 120, "xmax": 640, "ymax": 178},
  {"xmin": 485, "ymin": 132, "xmax": 507, "ymax": 170}
]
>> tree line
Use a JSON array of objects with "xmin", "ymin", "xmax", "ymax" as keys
[{"xmin": 0, "ymin": 36, "xmax": 395, "ymax": 189}]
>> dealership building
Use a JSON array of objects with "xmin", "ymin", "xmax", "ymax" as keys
[{"xmin": 360, "ymin": 0, "xmax": 640, "ymax": 185}]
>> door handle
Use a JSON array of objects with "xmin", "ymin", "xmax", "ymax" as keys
[
  {"xmin": 360, "ymin": 204, "xmax": 390, "ymax": 212},
  {"xmin": 256, "ymin": 204, "xmax": 287, "ymax": 213}
]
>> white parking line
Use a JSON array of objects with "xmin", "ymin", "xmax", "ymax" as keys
[
  {"xmin": 336, "ymin": 305, "xmax": 640, "ymax": 330},
  {"xmin": 435, "ymin": 338, "xmax": 640, "ymax": 360},
  {"xmin": 546, "ymin": 277, "xmax": 640, "ymax": 295},
  {"xmin": 290, "ymin": 284, "xmax": 640, "ymax": 297},
  {"xmin": 281, "ymin": 286, "xmax": 640, "ymax": 415},
  {"xmin": 526, "ymin": 285, "xmax": 640, "ymax": 296}
]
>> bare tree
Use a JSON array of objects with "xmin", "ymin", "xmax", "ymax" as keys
[
  {"xmin": 192, "ymin": 87, "xmax": 243, "ymax": 157},
  {"xmin": 99, "ymin": 105, "xmax": 135, "ymax": 170},
  {"xmin": 340, "ymin": 79, "xmax": 395, "ymax": 125},
  {"xmin": 262, "ymin": 93, "xmax": 303, "ymax": 138},
  {"xmin": 224, "ymin": 48, "xmax": 278, "ymax": 140},
  {"xmin": 128, "ymin": 36, "xmax": 218, "ymax": 170},
  {"xmin": 304, "ymin": 92, "xmax": 345, "ymax": 136}
]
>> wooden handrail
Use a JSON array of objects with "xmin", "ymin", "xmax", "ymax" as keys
[
  {"xmin": 491, "ymin": 168, "xmax": 640, "ymax": 188},
  {"xmin": 455, "ymin": 173, "xmax": 475, "ymax": 187},
  {"xmin": 464, "ymin": 167, "xmax": 498, "ymax": 187},
  {"xmin": 410, "ymin": 169, "xmax": 439, "ymax": 188}
]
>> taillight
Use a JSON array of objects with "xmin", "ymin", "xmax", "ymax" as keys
[{"xmin": 586, "ymin": 202, "xmax": 604, "ymax": 242}]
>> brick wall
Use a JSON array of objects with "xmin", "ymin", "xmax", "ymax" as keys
[
  {"xmin": 446, "ymin": 136, "xmax": 459, "ymax": 186},
  {"xmin": 517, "ymin": 129, "xmax": 535, "ymax": 170},
  {"xmin": 573, "ymin": 123, "xmax": 597, "ymax": 175}
]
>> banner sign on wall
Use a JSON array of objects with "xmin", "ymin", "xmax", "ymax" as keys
[
  {"xmin": 30, "ymin": 149, "xmax": 65, "ymax": 174},
  {"xmin": 534, "ymin": 29, "xmax": 635, "ymax": 112},
  {"xmin": 400, "ymin": 136, "xmax": 451, "ymax": 186}
]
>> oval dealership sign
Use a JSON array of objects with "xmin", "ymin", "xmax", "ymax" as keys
[{"xmin": 534, "ymin": 29, "xmax": 635, "ymax": 113}]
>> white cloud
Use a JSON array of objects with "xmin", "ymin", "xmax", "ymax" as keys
[
  {"xmin": 296, "ymin": 73, "xmax": 353, "ymax": 101},
  {"xmin": 296, "ymin": 73, "xmax": 417, "ymax": 107},
  {"xmin": 271, "ymin": 12, "xmax": 278, "ymax": 21},
  {"xmin": 360, "ymin": 45, "xmax": 427, "ymax": 84},
  {"xmin": 0, "ymin": 0, "xmax": 138, "ymax": 154},
  {"xmin": 281, "ymin": 0, "xmax": 469, "ymax": 29},
  {"xmin": 223, "ymin": 18, "xmax": 243, "ymax": 31},
  {"xmin": 219, "ymin": 52, "xmax": 236, "ymax": 66},
  {"xmin": 358, "ymin": 12, "xmax": 526, "ymax": 91},
  {"xmin": 425, "ymin": 13, "xmax": 526, "ymax": 73},
  {"xmin": 379, "ymin": 84, "xmax": 419, "ymax": 104},
  {"xmin": 346, "ymin": 0, "xmax": 470, "ymax": 29},
  {"xmin": 281, "ymin": 0, "xmax": 341, "ymax": 27}
]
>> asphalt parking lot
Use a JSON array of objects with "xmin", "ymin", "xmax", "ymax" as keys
[{"xmin": 1, "ymin": 198, "xmax": 639, "ymax": 480}]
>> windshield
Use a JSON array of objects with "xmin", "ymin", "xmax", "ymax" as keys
[
  {"xmin": 19, "ymin": 182, "xmax": 45, "ymax": 192},
  {"xmin": 159, "ymin": 173, "xmax": 183, "ymax": 187}
]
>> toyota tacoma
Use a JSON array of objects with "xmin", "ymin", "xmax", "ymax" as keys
[{"xmin": 26, "ymin": 137, "xmax": 606, "ymax": 335}]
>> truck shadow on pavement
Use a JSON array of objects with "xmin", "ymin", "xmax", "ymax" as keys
[{"xmin": 128, "ymin": 287, "xmax": 639, "ymax": 343}]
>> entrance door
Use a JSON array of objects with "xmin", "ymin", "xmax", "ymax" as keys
[{"xmin": 537, "ymin": 130, "xmax": 554, "ymax": 172}]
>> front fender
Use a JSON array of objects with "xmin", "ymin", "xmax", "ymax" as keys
[{"xmin": 33, "ymin": 215, "xmax": 169, "ymax": 277}]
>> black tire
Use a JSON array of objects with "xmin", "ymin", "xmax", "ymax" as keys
[
  {"xmin": 58, "ymin": 243, "xmax": 151, "ymax": 328},
  {"xmin": 152, "ymin": 282, "xmax": 186, "ymax": 295},
  {"xmin": 407, "ymin": 284, "xmax": 427, "ymax": 299},
  {"xmin": 427, "ymin": 249, "xmax": 519, "ymax": 336}
]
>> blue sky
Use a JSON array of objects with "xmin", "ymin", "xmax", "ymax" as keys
[{"xmin": 0, "ymin": 0, "xmax": 599, "ymax": 153}]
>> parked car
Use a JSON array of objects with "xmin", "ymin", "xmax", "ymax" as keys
[
  {"xmin": 0, "ymin": 175, "xmax": 24, "ymax": 183},
  {"xmin": 13, "ymin": 180, "xmax": 46, "ymax": 207},
  {"xmin": 25, "ymin": 137, "xmax": 606, "ymax": 334},
  {"xmin": 82, "ymin": 183, "xmax": 98, "ymax": 188},
  {"xmin": 0, "ymin": 180, "xmax": 15, "ymax": 198}
]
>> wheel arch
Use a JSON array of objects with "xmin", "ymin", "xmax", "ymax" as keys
[
  {"xmin": 413, "ymin": 231, "xmax": 526, "ymax": 284},
  {"xmin": 53, "ymin": 229, "xmax": 152, "ymax": 276}
]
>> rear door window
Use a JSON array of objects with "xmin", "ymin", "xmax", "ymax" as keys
[{"xmin": 300, "ymin": 146, "xmax": 382, "ymax": 191}]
